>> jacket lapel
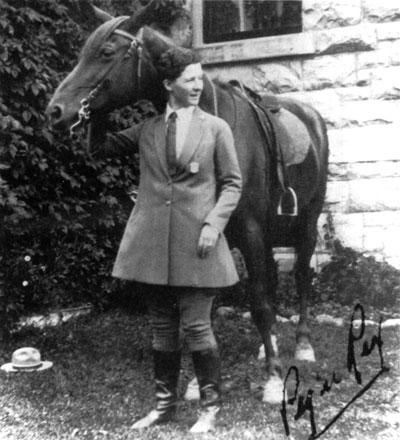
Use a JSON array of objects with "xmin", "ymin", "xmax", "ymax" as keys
[
  {"xmin": 178, "ymin": 107, "xmax": 205, "ymax": 169},
  {"xmin": 152, "ymin": 115, "xmax": 170, "ymax": 177}
]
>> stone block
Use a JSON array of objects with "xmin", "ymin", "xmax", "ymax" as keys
[
  {"xmin": 325, "ymin": 181, "xmax": 350, "ymax": 212},
  {"xmin": 303, "ymin": 0, "xmax": 362, "ymax": 31},
  {"xmin": 377, "ymin": 21, "xmax": 400, "ymax": 41},
  {"xmin": 281, "ymin": 88, "xmax": 341, "ymax": 109},
  {"xmin": 330, "ymin": 212, "xmax": 364, "ymax": 249},
  {"xmin": 302, "ymin": 53, "xmax": 357, "ymax": 90},
  {"xmin": 363, "ymin": 211, "xmax": 400, "ymax": 227},
  {"xmin": 326, "ymin": 212, "xmax": 400, "ymax": 266},
  {"xmin": 375, "ymin": 227, "xmax": 400, "ymax": 255},
  {"xmin": 367, "ymin": 79, "xmax": 400, "ymax": 100},
  {"xmin": 314, "ymin": 24, "xmax": 377, "ymax": 55},
  {"xmin": 286, "ymin": 83, "xmax": 398, "ymax": 102},
  {"xmin": 326, "ymin": 178, "xmax": 400, "ymax": 213},
  {"xmin": 321, "ymin": 99, "xmax": 400, "ymax": 129},
  {"xmin": 357, "ymin": 65, "xmax": 400, "ymax": 91},
  {"xmin": 205, "ymin": 61, "xmax": 303, "ymax": 94},
  {"xmin": 284, "ymin": 77, "xmax": 400, "ymax": 101},
  {"xmin": 357, "ymin": 40, "xmax": 400, "ymax": 71},
  {"xmin": 362, "ymin": 226, "xmax": 386, "ymax": 251},
  {"xmin": 347, "ymin": 178, "xmax": 400, "ymax": 212},
  {"xmin": 251, "ymin": 63, "xmax": 303, "ymax": 94},
  {"xmin": 329, "ymin": 161, "xmax": 400, "ymax": 180},
  {"xmin": 328, "ymin": 124, "xmax": 400, "ymax": 163},
  {"xmin": 363, "ymin": 0, "xmax": 400, "ymax": 23}
]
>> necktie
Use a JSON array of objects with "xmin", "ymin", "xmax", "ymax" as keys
[{"xmin": 166, "ymin": 112, "xmax": 177, "ymax": 175}]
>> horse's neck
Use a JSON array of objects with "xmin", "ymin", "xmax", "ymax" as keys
[
  {"xmin": 200, "ymin": 76, "xmax": 223, "ymax": 116},
  {"xmin": 199, "ymin": 75, "xmax": 217, "ymax": 115},
  {"xmin": 140, "ymin": 70, "xmax": 166, "ymax": 113}
]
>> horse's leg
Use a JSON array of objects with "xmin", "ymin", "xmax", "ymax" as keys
[
  {"xmin": 293, "ymin": 206, "xmax": 320, "ymax": 362},
  {"xmin": 239, "ymin": 216, "xmax": 283, "ymax": 404}
]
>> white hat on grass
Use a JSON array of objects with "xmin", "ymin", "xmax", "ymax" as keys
[{"xmin": 1, "ymin": 347, "xmax": 53, "ymax": 373}]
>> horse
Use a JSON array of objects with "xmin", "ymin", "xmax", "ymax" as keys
[{"xmin": 46, "ymin": 1, "xmax": 329, "ymax": 404}]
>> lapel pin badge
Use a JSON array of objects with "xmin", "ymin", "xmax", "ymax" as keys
[{"xmin": 189, "ymin": 162, "xmax": 200, "ymax": 174}]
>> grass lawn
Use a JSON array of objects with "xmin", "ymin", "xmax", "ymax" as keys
[{"xmin": 0, "ymin": 302, "xmax": 399, "ymax": 440}]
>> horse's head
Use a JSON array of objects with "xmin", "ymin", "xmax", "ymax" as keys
[{"xmin": 46, "ymin": 0, "xmax": 191, "ymax": 132}]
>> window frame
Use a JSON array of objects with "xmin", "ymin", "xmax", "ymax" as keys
[{"xmin": 192, "ymin": 0, "xmax": 314, "ymax": 65}]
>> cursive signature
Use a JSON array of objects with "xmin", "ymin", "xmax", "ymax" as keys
[{"xmin": 280, "ymin": 303, "xmax": 390, "ymax": 439}]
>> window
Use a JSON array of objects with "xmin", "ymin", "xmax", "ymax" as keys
[{"xmin": 202, "ymin": 0, "xmax": 302, "ymax": 44}]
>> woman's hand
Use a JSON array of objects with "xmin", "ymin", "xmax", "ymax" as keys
[{"xmin": 197, "ymin": 224, "xmax": 220, "ymax": 258}]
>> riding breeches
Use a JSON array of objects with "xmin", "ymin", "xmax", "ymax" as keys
[{"xmin": 145, "ymin": 285, "xmax": 218, "ymax": 352}]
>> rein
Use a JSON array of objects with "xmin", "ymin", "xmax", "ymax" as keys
[{"xmin": 69, "ymin": 25, "xmax": 144, "ymax": 139}]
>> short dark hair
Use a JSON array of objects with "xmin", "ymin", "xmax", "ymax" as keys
[{"xmin": 155, "ymin": 48, "xmax": 201, "ymax": 81}]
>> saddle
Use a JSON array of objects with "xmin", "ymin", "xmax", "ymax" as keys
[{"xmin": 228, "ymin": 80, "xmax": 311, "ymax": 216}]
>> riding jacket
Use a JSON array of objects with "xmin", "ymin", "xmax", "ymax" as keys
[{"xmin": 92, "ymin": 106, "xmax": 242, "ymax": 287}]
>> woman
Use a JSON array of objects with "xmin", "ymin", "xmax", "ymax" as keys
[{"xmin": 89, "ymin": 48, "xmax": 242, "ymax": 433}]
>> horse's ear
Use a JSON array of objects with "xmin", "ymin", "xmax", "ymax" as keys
[
  {"xmin": 124, "ymin": 0, "xmax": 192, "ymax": 47},
  {"xmin": 124, "ymin": 0, "xmax": 162, "ymax": 33},
  {"xmin": 67, "ymin": 0, "xmax": 114, "ymax": 30},
  {"xmin": 140, "ymin": 26, "xmax": 175, "ymax": 60},
  {"xmin": 92, "ymin": 5, "xmax": 114, "ymax": 23}
]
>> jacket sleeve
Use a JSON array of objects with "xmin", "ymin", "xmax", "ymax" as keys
[
  {"xmin": 87, "ymin": 115, "xmax": 144, "ymax": 158},
  {"xmin": 204, "ymin": 119, "xmax": 242, "ymax": 233}
]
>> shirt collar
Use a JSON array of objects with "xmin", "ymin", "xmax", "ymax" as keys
[{"xmin": 165, "ymin": 104, "xmax": 196, "ymax": 121}]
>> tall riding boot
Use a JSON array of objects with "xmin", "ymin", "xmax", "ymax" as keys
[
  {"xmin": 189, "ymin": 348, "xmax": 222, "ymax": 433},
  {"xmin": 132, "ymin": 350, "xmax": 180, "ymax": 429}
]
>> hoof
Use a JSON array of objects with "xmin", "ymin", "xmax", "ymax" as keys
[
  {"xmin": 295, "ymin": 342, "xmax": 316, "ymax": 362},
  {"xmin": 190, "ymin": 405, "xmax": 220, "ymax": 433},
  {"xmin": 262, "ymin": 375, "xmax": 285, "ymax": 404},
  {"xmin": 184, "ymin": 377, "xmax": 200, "ymax": 401}
]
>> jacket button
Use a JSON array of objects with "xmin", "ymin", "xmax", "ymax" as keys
[{"xmin": 166, "ymin": 201, "xmax": 171, "ymax": 206}]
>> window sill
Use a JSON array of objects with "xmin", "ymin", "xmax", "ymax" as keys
[{"xmin": 195, "ymin": 32, "xmax": 315, "ymax": 65}]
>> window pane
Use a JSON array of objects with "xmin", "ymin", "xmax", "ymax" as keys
[{"xmin": 203, "ymin": 0, "xmax": 302, "ymax": 44}]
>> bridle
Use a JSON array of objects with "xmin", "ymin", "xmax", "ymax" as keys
[
  {"xmin": 69, "ymin": 23, "xmax": 146, "ymax": 139},
  {"xmin": 68, "ymin": 20, "xmax": 220, "ymax": 139}
]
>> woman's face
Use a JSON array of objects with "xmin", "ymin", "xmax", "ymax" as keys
[{"xmin": 164, "ymin": 63, "xmax": 204, "ymax": 108}]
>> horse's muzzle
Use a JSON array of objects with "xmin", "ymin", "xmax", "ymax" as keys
[{"xmin": 45, "ymin": 103, "xmax": 72, "ymax": 132}]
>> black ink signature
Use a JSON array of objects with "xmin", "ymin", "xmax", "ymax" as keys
[{"xmin": 280, "ymin": 303, "xmax": 390, "ymax": 439}]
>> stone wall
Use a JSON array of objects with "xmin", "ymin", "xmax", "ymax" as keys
[{"xmin": 194, "ymin": 0, "xmax": 400, "ymax": 269}]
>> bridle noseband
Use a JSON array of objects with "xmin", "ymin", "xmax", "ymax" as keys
[{"xmin": 69, "ymin": 25, "xmax": 144, "ymax": 139}]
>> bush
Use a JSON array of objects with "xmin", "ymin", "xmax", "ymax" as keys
[
  {"xmin": 0, "ymin": 0, "xmax": 157, "ymax": 334},
  {"xmin": 313, "ymin": 241, "xmax": 400, "ymax": 308}
]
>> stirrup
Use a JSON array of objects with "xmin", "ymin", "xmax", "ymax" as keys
[
  {"xmin": 278, "ymin": 187, "xmax": 298, "ymax": 216},
  {"xmin": 190, "ymin": 405, "xmax": 220, "ymax": 433}
]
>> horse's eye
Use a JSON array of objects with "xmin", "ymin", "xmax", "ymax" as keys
[{"xmin": 100, "ymin": 48, "xmax": 115, "ymax": 58}]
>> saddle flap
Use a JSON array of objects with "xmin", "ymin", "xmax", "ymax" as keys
[{"xmin": 274, "ymin": 108, "xmax": 311, "ymax": 166}]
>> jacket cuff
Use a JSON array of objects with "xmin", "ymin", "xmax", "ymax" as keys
[{"xmin": 202, "ymin": 222, "xmax": 221, "ymax": 235}]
